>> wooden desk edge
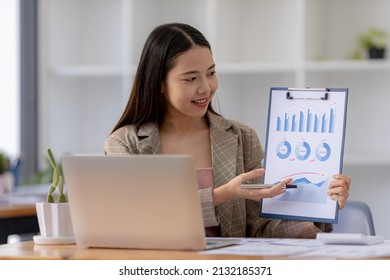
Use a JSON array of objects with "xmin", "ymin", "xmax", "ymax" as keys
[
  {"xmin": 0, "ymin": 241, "xmax": 287, "ymax": 260},
  {"xmin": 0, "ymin": 205, "xmax": 37, "ymax": 218},
  {"xmin": 1, "ymin": 241, "xmax": 388, "ymax": 260}
]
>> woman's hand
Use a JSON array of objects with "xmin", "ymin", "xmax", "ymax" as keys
[
  {"xmin": 328, "ymin": 174, "xmax": 351, "ymax": 210},
  {"xmin": 213, "ymin": 168, "xmax": 291, "ymax": 206}
]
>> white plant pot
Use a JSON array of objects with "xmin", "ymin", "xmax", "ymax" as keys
[
  {"xmin": 0, "ymin": 172, "xmax": 13, "ymax": 197},
  {"xmin": 34, "ymin": 202, "xmax": 75, "ymax": 245}
]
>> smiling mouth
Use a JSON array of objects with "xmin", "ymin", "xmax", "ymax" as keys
[{"xmin": 191, "ymin": 98, "xmax": 207, "ymax": 104}]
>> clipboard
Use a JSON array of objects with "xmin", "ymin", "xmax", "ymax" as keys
[{"xmin": 260, "ymin": 87, "xmax": 348, "ymax": 223}]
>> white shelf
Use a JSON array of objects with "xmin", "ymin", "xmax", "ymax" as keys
[
  {"xmin": 48, "ymin": 60, "xmax": 390, "ymax": 77},
  {"xmin": 305, "ymin": 60, "xmax": 390, "ymax": 72},
  {"xmin": 217, "ymin": 63, "xmax": 297, "ymax": 74},
  {"xmin": 50, "ymin": 65, "xmax": 124, "ymax": 77},
  {"xmin": 38, "ymin": 0, "xmax": 390, "ymax": 167}
]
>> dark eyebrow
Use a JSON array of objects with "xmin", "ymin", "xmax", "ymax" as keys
[{"xmin": 180, "ymin": 64, "xmax": 216, "ymax": 76}]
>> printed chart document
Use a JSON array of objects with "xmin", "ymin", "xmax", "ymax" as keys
[
  {"xmin": 260, "ymin": 87, "xmax": 348, "ymax": 223},
  {"xmin": 202, "ymin": 238, "xmax": 390, "ymax": 259}
]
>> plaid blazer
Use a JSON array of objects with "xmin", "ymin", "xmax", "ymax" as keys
[{"xmin": 104, "ymin": 111, "xmax": 332, "ymax": 238}]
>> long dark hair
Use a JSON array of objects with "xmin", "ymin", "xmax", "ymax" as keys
[{"xmin": 111, "ymin": 22, "xmax": 219, "ymax": 133}]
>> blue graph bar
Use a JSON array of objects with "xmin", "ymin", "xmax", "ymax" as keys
[
  {"xmin": 329, "ymin": 108, "xmax": 335, "ymax": 133},
  {"xmin": 314, "ymin": 115, "xmax": 319, "ymax": 132},
  {"xmin": 284, "ymin": 113, "xmax": 289, "ymax": 131},
  {"xmin": 291, "ymin": 114, "xmax": 297, "ymax": 131},
  {"xmin": 277, "ymin": 116, "xmax": 281, "ymax": 131},
  {"xmin": 276, "ymin": 107, "xmax": 335, "ymax": 134},
  {"xmin": 299, "ymin": 111, "xmax": 304, "ymax": 132},
  {"xmin": 321, "ymin": 113, "xmax": 326, "ymax": 133},
  {"xmin": 306, "ymin": 109, "xmax": 312, "ymax": 132}
]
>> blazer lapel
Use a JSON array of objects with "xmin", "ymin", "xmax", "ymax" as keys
[{"xmin": 136, "ymin": 122, "xmax": 161, "ymax": 154}]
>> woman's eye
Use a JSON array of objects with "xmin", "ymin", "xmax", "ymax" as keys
[
  {"xmin": 184, "ymin": 77, "xmax": 196, "ymax": 82},
  {"xmin": 208, "ymin": 70, "xmax": 216, "ymax": 76}
]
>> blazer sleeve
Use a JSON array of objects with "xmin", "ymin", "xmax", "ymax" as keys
[
  {"xmin": 104, "ymin": 135, "xmax": 131, "ymax": 155},
  {"xmin": 199, "ymin": 188, "xmax": 218, "ymax": 227},
  {"xmin": 104, "ymin": 126, "xmax": 141, "ymax": 155}
]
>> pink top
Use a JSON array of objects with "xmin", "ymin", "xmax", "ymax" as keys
[
  {"xmin": 195, "ymin": 168, "xmax": 221, "ymax": 237},
  {"xmin": 196, "ymin": 167, "xmax": 214, "ymax": 189}
]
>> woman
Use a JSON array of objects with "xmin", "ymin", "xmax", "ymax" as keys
[{"xmin": 104, "ymin": 22, "xmax": 350, "ymax": 238}]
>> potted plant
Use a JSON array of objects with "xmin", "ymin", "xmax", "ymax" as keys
[
  {"xmin": 34, "ymin": 148, "xmax": 75, "ymax": 245},
  {"xmin": 358, "ymin": 28, "xmax": 388, "ymax": 59}
]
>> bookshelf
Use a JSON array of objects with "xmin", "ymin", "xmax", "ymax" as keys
[{"xmin": 38, "ymin": 0, "xmax": 390, "ymax": 165}]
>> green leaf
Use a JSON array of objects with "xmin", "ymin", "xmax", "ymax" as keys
[
  {"xmin": 46, "ymin": 148, "xmax": 58, "ymax": 171},
  {"xmin": 52, "ymin": 169, "xmax": 59, "ymax": 187},
  {"xmin": 47, "ymin": 185, "xmax": 56, "ymax": 195},
  {"xmin": 45, "ymin": 147, "xmax": 67, "ymax": 203},
  {"xmin": 57, "ymin": 176, "xmax": 68, "ymax": 202},
  {"xmin": 58, "ymin": 175, "xmax": 64, "ymax": 194},
  {"xmin": 58, "ymin": 193, "xmax": 68, "ymax": 203},
  {"xmin": 46, "ymin": 194, "xmax": 55, "ymax": 203}
]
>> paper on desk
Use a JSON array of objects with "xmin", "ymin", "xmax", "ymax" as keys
[
  {"xmin": 204, "ymin": 244, "xmax": 315, "ymax": 256},
  {"xmin": 240, "ymin": 238, "xmax": 322, "ymax": 247},
  {"xmin": 202, "ymin": 238, "xmax": 390, "ymax": 259},
  {"xmin": 297, "ymin": 240, "xmax": 390, "ymax": 258},
  {"xmin": 202, "ymin": 238, "xmax": 318, "ymax": 256}
]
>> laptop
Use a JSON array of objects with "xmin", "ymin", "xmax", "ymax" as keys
[{"xmin": 61, "ymin": 155, "xmax": 240, "ymax": 250}]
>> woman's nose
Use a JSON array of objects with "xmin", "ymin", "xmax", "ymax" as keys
[{"xmin": 197, "ymin": 77, "xmax": 211, "ymax": 94}]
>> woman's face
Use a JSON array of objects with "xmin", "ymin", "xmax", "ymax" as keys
[{"xmin": 163, "ymin": 46, "xmax": 218, "ymax": 119}]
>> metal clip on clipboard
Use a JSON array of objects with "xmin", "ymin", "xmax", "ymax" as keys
[{"xmin": 286, "ymin": 87, "xmax": 329, "ymax": 100}]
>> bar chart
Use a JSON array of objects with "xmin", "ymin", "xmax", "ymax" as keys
[{"xmin": 276, "ymin": 105, "xmax": 336, "ymax": 134}]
